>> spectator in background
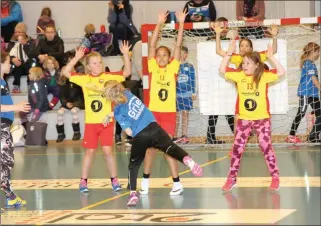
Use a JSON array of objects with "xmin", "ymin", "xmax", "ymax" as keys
[
  {"xmin": 236, "ymin": 0, "xmax": 265, "ymax": 39},
  {"xmin": 7, "ymin": 22, "xmax": 36, "ymax": 93},
  {"xmin": 79, "ymin": 24, "xmax": 96, "ymax": 50},
  {"xmin": 35, "ymin": 25, "xmax": 64, "ymax": 67},
  {"xmin": 1, "ymin": 0, "xmax": 23, "ymax": 43},
  {"xmin": 183, "ymin": 0, "xmax": 216, "ymax": 22},
  {"xmin": 108, "ymin": 0, "xmax": 140, "ymax": 56},
  {"xmin": 36, "ymin": 7, "xmax": 55, "ymax": 41}
]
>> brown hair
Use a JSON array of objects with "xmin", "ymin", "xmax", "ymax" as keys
[
  {"xmin": 101, "ymin": 80, "xmax": 127, "ymax": 104},
  {"xmin": 84, "ymin": 24, "xmax": 95, "ymax": 34},
  {"xmin": 239, "ymin": 38, "xmax": 253, "ymax": 51},
  {"xmin": 300, "ymin": 42, "xmax": 320, "ymax": 68},
  {"xmin": 43, "ymin": 56, "xmax": 59, "ymax": 70},
  {"xmin": 85, "ymin": 51, "xmax": 103, "ymax": 74},
  {"xmin": 156, "ymin": 46, "xmax": 171, "ymax": 56},
  {"xmin": 1, "ymin": 51, "xmax": 9, "ymax": 63},
  {"xmin": 29, "ymin": 67, "xmax": 43, "ymax": 81},
  {"xmin": 45, "ymin": 25, "xmax": 56, "ymax": 32},
  {"xmin": 41, "ymin": 7, "xmax": 52, "ymax": 17},
  {"xmin": 242, "ymin": 51, "xmax": 265, "ymax": 88}
]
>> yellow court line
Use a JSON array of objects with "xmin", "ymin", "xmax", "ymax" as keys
[{"xmin": 80, "ymin": 155, "xmax": 229, "ymax": 211}]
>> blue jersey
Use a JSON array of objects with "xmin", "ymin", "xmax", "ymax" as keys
[
  {"xmin": 176, "ymin": 62, "xmax": 195, "ymax": 98},
  {"xmin": 114, "ymin": 90, "xmax": 156, "ymax": 137},
  {"xmin": 0, "ymin": 79, "xmax": 14, "ymax": 121},
  {"xmin": 297, "ymin": 60, "xmax": 319, "ymax": 97}
]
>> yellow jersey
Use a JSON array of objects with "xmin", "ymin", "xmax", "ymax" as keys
[
  {"xmin": 148, "ymin": 58, "xmax": 180, "ymax": 112},
  {"xmin": 70, "ymin": 72, "xmax": 124, "ymax": 124},
  {"xmin": 230, "ymin": 51, "xmax": 267, "ymax": 68},
  {"xmin": 225, "ymin": 68, "xmax": 279, "ymax": 120}
]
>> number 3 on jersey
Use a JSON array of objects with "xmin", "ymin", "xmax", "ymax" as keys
[
  {"xmin": 158, "ymin": 89, "xmax": 168, "ymax": 101},
  {"xmin": 91, "ymin": 100, "xmax": 103, "ymax": 112}
]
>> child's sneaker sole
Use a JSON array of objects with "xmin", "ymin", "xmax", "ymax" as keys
[{"xmin": 127, "ymin": 196, "xmax": 139, "ymax": 206}]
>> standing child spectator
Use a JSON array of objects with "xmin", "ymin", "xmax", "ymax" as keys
[
  {"xmin": 139, "ymin": 10, "xmax": 187, "ymax": 196},
  {"xmin": 79, "ymin": 24, "xmax": 95, "ymax": 51},
  {"xmin": 183, "ymin": 0, "xmax": 216, "ymax": 22},
  {"xmin": 219, "ymin": 41, "xmax": 286, "ymax": 192},
  {"xmin": 61, "ymin": 41, "xmax": 131, "ymax": 193},
  {"xmin": 286, "ymin": 42, "xmax": 321, "ymax": 143},
  {"xmin": 36, "ymin": 7, "xmax": 55, "ymax": 35},
  {"xmin": 1, "ymin": 51, "xmax": 30, "ymax": 211},
  {"xmin": 1, "ymin": 0, "xmax": 23, "ymax": 43},
  {"xmin": 43, "ymin": 56, "xmax": 60, "ymax": 109},
  {"xmin": 173, "ymin": 46, "xmax": 196, "ymax": 144},
  {"xmin": 56, "ymin": 67, "xmax": 84, "ymax": 143}
]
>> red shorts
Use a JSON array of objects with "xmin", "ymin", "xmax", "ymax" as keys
[
  {"xmin": 152, "ymin": 112, "xmax": 176, "ymax": 136},
  {"xmin": 82, "ymin": 123, "xmax": 114, "ymax": 149}
]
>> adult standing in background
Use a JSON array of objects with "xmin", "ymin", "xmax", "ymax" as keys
[
  {"xmin": 1, "ymin": 0, "xmax": 23, "ymax": 43},
  {"xmin": 183, "ymin": 0, "xmax": 216, "ymax": 23},
  {"xmin": 236, "ymin": 0, "xmax": 265, "ymax": 39}
]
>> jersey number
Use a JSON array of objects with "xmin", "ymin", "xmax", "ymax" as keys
[
  {"xmin": 244, "ymin": 99, "xmax": 257, "ymax": 111},
  {"xmin": 158, "ymin": 89, "xmax": 168, "ymax": 101},
  {"xmin": 91, "ymin": 100, "xmax": 103, "ymax": 112}
]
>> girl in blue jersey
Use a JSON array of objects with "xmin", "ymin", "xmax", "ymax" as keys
[
  {"xmin": 287, "ymin": 42, "xmax": 321, "ymax": 143},
  {"xmin": 1, "ymin": 52, "xmax": 30, "ymax": 211},
  {"xmin": 100, "ymin": 80, "xmax": 203, "ymax": 206}
]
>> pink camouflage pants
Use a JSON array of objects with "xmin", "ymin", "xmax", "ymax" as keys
[{"xmin": 228, "ymin": 118, "xmax": 279, "ymax": 179}]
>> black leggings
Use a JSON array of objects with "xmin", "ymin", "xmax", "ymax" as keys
[
  {"xmin": 290, "ymin": 96, "xmax": 321, "ymax": 138},
  {"xmin": 207, "ymin": 115, "xmax": 235, "ymax": 140},
  {"xmin": 128, "ymin": 122, "xmax": 188, "ymax": 191}
]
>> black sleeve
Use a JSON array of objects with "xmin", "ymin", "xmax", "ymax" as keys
[
  {"xmin": 184, "ymin": 2, "xmax": 191, "ymax": 22},
  {"xmin": 48, "ymin": 39, "xmax": 64, "ymax": 62},
  {"xmin": 34, "ymin": 39, "xmax": 42, "ymax": 57},
  {"xmin": 209, "ymin": 0, "xmax": 217, "ymax": 21},
  {"xmin": 59, "ymin": 85, "xmax": 68, "ymax": 109},
  {"xmin": 6, "ymin": 41, "xmax": 14, "ymax": 53},
  {"xmin": 24, "ymin": 39, "xmax": 37, "ymax": 59},
  {"xmin": 36, "ymin": 79, "xmax": 48, "ymax": 110}
]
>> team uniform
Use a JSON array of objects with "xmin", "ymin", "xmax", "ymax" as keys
[
  {"xmin": 288, "ymin": 59, "xmax": 321, "ymax": 142},
  {"xmin": 176, "ymin": 62, "xmax": 195, "ymax": 111},
  {"xmin": 223, "ymin": 68, "xmax": 280, "ymax": 191},
  {"xmin": 70, "ymin": 72, "xmax": 124, "ymax": 149},
  {"xmin": 230, "ymin": 51, "xmax": 267, "ymax": 68},
  {"xmin": 148, "ymin": 57, "xmax": 180, "ymax": 136},
  {"xmin": 1, "ymin": 79, "xmax": 26, "ymax": 208},
  {"xmin": 114, "ymin": 90, "xmax": 201, "ymax": 205}
]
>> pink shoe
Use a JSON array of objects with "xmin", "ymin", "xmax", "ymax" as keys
[
  {"xmin": 222, "ymin": 178, "xmax": 236, "ymax": 192},
  {"xmin": 180, "ymin": 136, "xmax": 189, "ymax": 144},
  {"xmin": 183, "ymin": 156, "xmax": 203, "ymax": 176},
  {"xmin": 285, "ymin": 135, "xmax": 302, "ymax": 143},
  {"xmin": 269, "ymin": 176, "xmax": 280, "ymax": 191},
  {"xmin": 127, "ymin": 192, "xmax": 139, "ymax": 206}
]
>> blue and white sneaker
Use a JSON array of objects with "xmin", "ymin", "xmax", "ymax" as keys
[
  {"xmin": 79, "ymin": 179, "xmax": 89, "ymax": 193},
  {"xmin": 112, "ymin": 179, "xmax": 122, "ymax": 192}
]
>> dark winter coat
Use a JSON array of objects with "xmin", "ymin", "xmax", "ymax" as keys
[
  {"xmin": 28, "ymin": 78, "xmax": 49, "ymax": 112},
  {"xmin": 58, "ymin": 79, "xmax": 85, "ymax": 110},
  {"xmin": 35, "ymin": 36, "xmax": 64, "ymax": 66}
]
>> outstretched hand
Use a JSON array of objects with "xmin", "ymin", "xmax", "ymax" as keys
[
  {"xmin": 227, "ymin": 39, "xmax": 236, "ymax": 55},
  {"xmin": 75, "ymin": 46, "xmax": 86, "ymax": 60},
  {"xmin": 158, "ymin": 11, "xmax": 169, "ymax": 24},
  {"xmin": 267, "ymin": 24, "xmax": 279, "ymax": 37},
  {"xmin": 266, "ymin": 43, "xmax": 274, "ymax": 58},
  {"xmin": 119, "ymin": 40, "xmax": 132, "ymax": 55},
  {"xmin": 175, "ymin": 9, "xmax": 188, "ymax": 23},
  {"xmin": 16, "ymin": 101, "xmax": 31, "ymax": 112}
]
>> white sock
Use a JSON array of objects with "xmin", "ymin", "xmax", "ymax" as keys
[{"xmin": 173, "ymin": 182, "xmax": 182, "ymax": 188}]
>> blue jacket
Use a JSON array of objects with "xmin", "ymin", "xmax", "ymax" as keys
[{"xmin": 1, "ymin": 2, "xmax": 23, "ymax": 26}]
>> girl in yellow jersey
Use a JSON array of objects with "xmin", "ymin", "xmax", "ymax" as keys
[
  {"xmin": 139, "ymin": 10, "xmax": 187, "ymax": 196},
  {"xmin": 219, "ymin": 41, "xmax": 286, "ymax": 192},
  {"xmin": 61, "ymin": 42, "xmax": 131, "ymax": 193}
]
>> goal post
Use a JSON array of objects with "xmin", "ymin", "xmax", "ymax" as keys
[{"xmin": 141, "ymin": 17, "xmax": 321, "ymax": 146}]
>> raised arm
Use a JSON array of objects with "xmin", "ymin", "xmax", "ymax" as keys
[
  {"xmin": 219, "ymin": 40, "xmax": 236, "ymax": 74},
  {"xmin": 61, "ymin": 47, "xmax": 85, "ymax": 78},
  {"xmin": 119, "ymin": 40, "xmax": 132, "ymax": 77},
  {"xmin": 173, "ymin": 10, "xmax": 188, "ymax": 61},
  {"xmin": 148, "ymin": 11, "xmax": 169, "ymax": 60},
  {"xmin": 211, "ymin": 22, "xmax": 227, "ymax": 57},
  {"xmin": 267, "ymin": 25, "xmax": 279, "ymax": 54},
  {"xmin": 266, "ymin": 44, "xmax": 286, "ymax": 77}
]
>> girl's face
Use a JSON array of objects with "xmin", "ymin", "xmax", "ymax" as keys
[
  {"xmin": 14, "ymin": 29, "xmax": 26, "ymax": 39},
  {"xmin": 87, "ymin": 56, "xmax": 102, "ymax": 76},
  {"xmin": 1, "ymin": 57, "xmax": 11, "ymax": 75},
  {"xmin": 42, "ymin": 15, "xmax": 51, "ymax": 21},
  {"xmin": 156, "ymin": 48, "xmax": 170, "ymax": 67},
  {"xmin": 46, "ymin": 59, "xmax": 55, "ymax": 70},
  {"xmin": 239, "ymin": 40, "xmax": 252, "ymax": 56},
  {"xmin": 242, "ymin": 57, "xmax": 258, "ymax": 75},
  {"xmin": 312, "ymin": 49, "xmax": 320, "ymax": 61}
]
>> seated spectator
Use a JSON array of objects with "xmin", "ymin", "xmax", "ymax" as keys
[
  {"xmin": 7, "ymin": 22, "xmax": 36, "ymax": 93},
  {"xmin": 183, "ymin": 0, "xmax": 216, "ymax": 22},
  {"xmin": 20, "ymin": 67, "xmax": 49, "ymax": 129},
  {"xmin": 79, "ymin": 24, "xmax": 96, "ymax": 50},
  {"xmin": 43, "ymin": 56, "xmax": 60, "ymax": 109},
  {"xmin": 63, "ymin": 50, "xmax": 85, "ymax": 73},
  {"xmin": 108, "ymin": 0, "xmax": 140, "ymax": 55},
  {"xmin": 1, "ymin": 0, "xmax": 23, "ymax": 43},
  {"xmin": 56, "ymin": 66, "xmax": 84, "ymax": 143},
  {"xmin": 236, "ymin": 0, "xmax": 265, "ymax": 39},
  {"xmin": 1, "ymin": 37, "xmax": 6, "ymax": 51},
  {"xmin": 35, "ymin": 25, "xmax": 64, "ymax": 66},
  {"xmin": 36, "ymin": 7, "xmax": 55, "ymax": 41}
]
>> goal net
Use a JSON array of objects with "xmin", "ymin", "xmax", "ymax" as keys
[{"xmin": 141, "ymin": 17, "xmax": 321, "ymax": 147}]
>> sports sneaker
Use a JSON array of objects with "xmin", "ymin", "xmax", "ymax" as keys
[
  {"xmin": 139, "ymin": 178, "xmax": 149, "ymax": 195},
  {"xmin": 125, "ymin": 139, "xmax": 132, "ymax": 147},
  {"xmin": 285, "ymin": 135, "xmax": 302, "ymax": 143},
  {"xmin": 169, "ymin": 183, "xmax": 184, "ymax": 196},
  {"xmin": 5, "ymin": 195, "xmax": 26, "ymax": 208},
  {"xmin": 11, "ymin": 86, "xmax": 20, "ymax": 93},
  {"xmin": 115, "ymin": 134, "xmax": 122, "ymax": 145},
  {"xmin": 173, "ymin": 137, "xmax": 180, "ymax": 143},
  {"xmin": 222, "ymin": 177, "xmax": 237, "ymax": 192},
  {"xmin": 183, "ymin": 156, "xmax": 203, "ymax": 176},
  {"xmin": 112, "ymin": 178, "xmax": 122, "ymax": 192},
  {"xmin": 180, "ymin": 136, "xmax": 189, "ymax": 144},
  {"xmin": 127, "ymin": 192, "xmax": 139, "ymax": 206},
  {"xmin": 269, "ymin": 176, "xmax": 280, "ymax": 191},
  {"xmin": 79, "ymin": 179, "xmax": 89, "ymax": 193}
]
